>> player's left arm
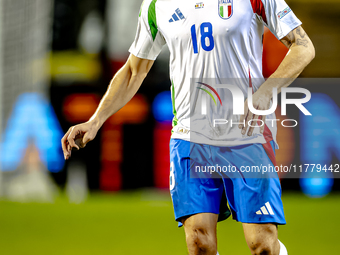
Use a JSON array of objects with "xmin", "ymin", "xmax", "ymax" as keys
[
  {"xmin": 240, "ymin": 25, "xmax": 315, "ymax": 136},
  {"xmin": 272, "ymin": 25, "xmax": 315, "ymax": 81}
]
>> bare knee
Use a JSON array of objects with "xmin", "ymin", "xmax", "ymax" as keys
[
  {"xmin": 248, "ymin": 240, "xmax": 275, "ymax": 255},
  {"xmin": 186, "ymin": 226, "xmax": 217, "ymax": 255},
  {"xmin": 183, "ymin": 214, "xmax": 218, "ymax": 255},
  {"xmin": 243, "ymin": 224, "xmax": 279, "ymax": 255}
]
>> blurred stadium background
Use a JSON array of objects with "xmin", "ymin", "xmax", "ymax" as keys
[{"xmin": 0, "ymin": 0, "xmax": 339, "ymax": 254}]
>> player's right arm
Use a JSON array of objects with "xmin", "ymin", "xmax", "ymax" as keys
[
  {"xmin": 62, "ymin": 0, "xmax": 165, "ymax": 159},
  {"xmin": 61, "ymin": 54, "xmax": 154, "ymax": 160}
]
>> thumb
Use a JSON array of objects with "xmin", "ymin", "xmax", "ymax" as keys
[{"xmin": 82, "ymin": 132, "xmax": 94, "ymax": 146}]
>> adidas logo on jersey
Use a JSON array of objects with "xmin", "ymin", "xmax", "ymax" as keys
[
  {"xmin": 256, "ymin": 202, "xmax": 275, "ymax": 215},
  {"xmin": 169, "ymin": 8, "xmax": 185, "ymax": 23}
]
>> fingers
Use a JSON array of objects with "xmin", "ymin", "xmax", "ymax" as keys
[
  {"xmin": 62, "ymin": 126, "xmax": 80, "ymax": 160},
  {"xmin": 260, "ymin": 115, "xmax": 266, "ymax": 134},
  {"xmin": 241, "ymin": 109, "xmax": 253, "ymax": 135},
  {"xmin": 67, "ymin": 127, "xmax": 80, "ymax": 151},
  {"xmin": 61, "ymin": 128, "xmax": 72, "ymax": 160},
  {"xmin": 239, "ymin": 114, "xmax": 246, "ymax": 129},
  {"xmin": 61, "ymin": 123, "xmax": 95, "ymax": 160},
  {"xmin": 239, "ymin": 92, "xmax": 271, "ymax": 136},
  {"xmin": 239, "ymin": 111, "xmax": 266, "ymax": 137},
  {"xmin": 67, "ymin": 144, "xmax": 72, "ymax": 159},
  {"xmin": 247, "ymin": 114, "xmax": 259, "ymax": 136}
]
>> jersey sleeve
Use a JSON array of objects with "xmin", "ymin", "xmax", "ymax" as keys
[
  {"xmin": 129, "ymin": 0, "xmax": 166, "ymax": 60},
  {"xmin": 251, "ymin": 0, "xmax": 302, "ymax": 40}
]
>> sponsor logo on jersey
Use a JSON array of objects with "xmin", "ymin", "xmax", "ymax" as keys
[
  {"xmin": 256, "ymin": 202, "xmax": 275, "ymax": 215},
  {"xmin": 169, "ymin": 8, "xmax": 185, "ymax": 23},
  {"xmin": 218, "ymin": 0, "xmax": 233, "ymax": 19},
  {"xmin": 277, "ymin": 7, "xmax": 291, "ymax": 19},
  {"xmin": 195, "ymin": 2, "xmax": 204, "ymax": 9}
]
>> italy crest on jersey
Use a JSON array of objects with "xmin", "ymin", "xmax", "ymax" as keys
[{"xmin": 218, "ymin": 0, "xmax": 233, "ymax": 19}]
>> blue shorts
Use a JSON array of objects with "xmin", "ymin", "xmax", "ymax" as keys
[{"xmin": 169, "ymin": 139, "xmax": 286, "ymax": 227}]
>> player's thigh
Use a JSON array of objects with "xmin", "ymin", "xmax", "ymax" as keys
[
  {"xmin": 242, "ymin": 223, "xmax": 278, "ymax": 249},
  {"xmin": 182, "ymin": 213, "xmax": 219, "ymax": 243},
  {"xmin": 170, "ymin": 139, "xmax": 225, "ymax": 225}
]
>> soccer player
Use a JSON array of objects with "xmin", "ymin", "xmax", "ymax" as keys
[{"xmin": 61, "ymin": 0, "xmax": 314, "ymax": 254}]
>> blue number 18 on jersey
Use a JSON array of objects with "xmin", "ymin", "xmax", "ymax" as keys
[{"xmin": 191, "ymin": 22, "xmax": 215, "ymax": 54}]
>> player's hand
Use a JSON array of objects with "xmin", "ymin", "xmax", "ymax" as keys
[
  {"xmin": 239, "ymin": 91, "xmax": 272, "ymax": 136},
  {"xmin": 61, "ymin": 120, "xmax": 99, "ymax": 160}
]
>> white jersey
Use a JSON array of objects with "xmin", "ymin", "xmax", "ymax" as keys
[{"xmin": 129, "ymin": 0, "xmax": 301, "ymax": 147}]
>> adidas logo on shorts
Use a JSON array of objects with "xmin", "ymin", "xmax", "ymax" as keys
[{"xmin": 256, "ymin": 202, "xmax": 275, "ymax": 215}]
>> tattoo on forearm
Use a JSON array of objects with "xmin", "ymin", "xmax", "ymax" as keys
[
  {"xmin": 296, "ymin": 27, "xmax": 306, "ymax": 38},
  {"xmin": 280, "ymin": 26, "xmax": 310, "ymax": 49},
  {"xmin": 297, "ymin": 39, "xmax": 308, "ymax": 48},
  {"xmin": 295, "ymin": 27, "xmax": 309, "ymax": 48}
]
